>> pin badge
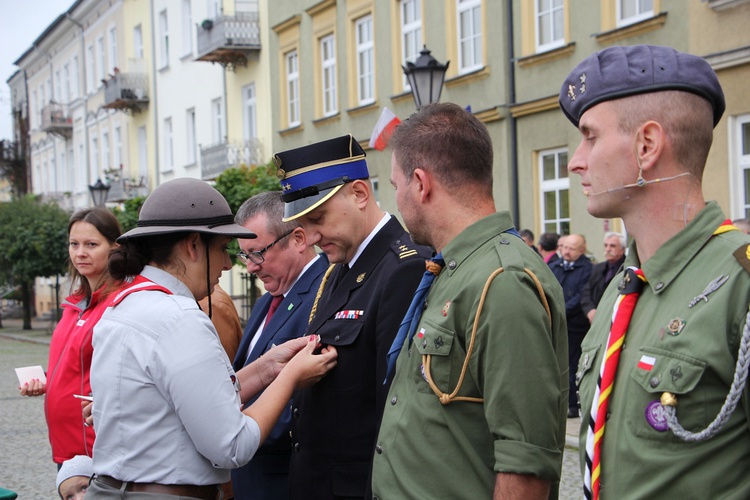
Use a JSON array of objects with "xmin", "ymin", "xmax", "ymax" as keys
[
  {"xmin": 666, "ymin": 317, "xmax": 685, "ymax": 336},
  {"xmin": 645, "ymin": 400, "xmax": 669, "ymax": 432},
  {"xmin": 442, "ymin": 301, "xmax": 451, "ymax": 316},
  {"xmin": 688, "ymin": 274, "xmax": 729, "ymax": 308},
  {"xmin": 356, "ymin": 273, "xmax": 366, "ymax": 283}
]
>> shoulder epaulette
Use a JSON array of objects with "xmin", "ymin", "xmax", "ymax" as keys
[
  {"xmin": 392, "ymin": 239, "xmax": 420, "ymax": 260},
  {"xmin": 732, "ymin": 244, "xmax": 750, "ymax": 275}
]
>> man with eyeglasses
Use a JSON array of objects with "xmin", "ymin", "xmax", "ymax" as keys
[
  {"xmin": 274, "ymin": 134, "xmax": 431, "ymax": 499},
  {"xmin": 231, "ymin": 191, "xmax": 329, "ymax": 500}
]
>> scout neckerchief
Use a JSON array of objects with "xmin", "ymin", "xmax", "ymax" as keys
[
  {"xmin": 384, "ymin": 253, "xmax": 444, "ymax": 383},
  {"xmin": 584, "ymin": 219, "xmax": 738, "ymax": 500}
]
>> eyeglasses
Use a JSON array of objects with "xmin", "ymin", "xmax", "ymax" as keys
[{"xmin": 236, "ymin": 229, "xmax": 294, "ymax": 265}]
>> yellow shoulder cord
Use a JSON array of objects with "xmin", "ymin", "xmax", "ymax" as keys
[
  {"xmin": 308, "ymin": 264, "xmax": 336, "ymax": 325},
  {"xmin": 423, "ymin": 266, "xmax": 552, "ymax": 405}
]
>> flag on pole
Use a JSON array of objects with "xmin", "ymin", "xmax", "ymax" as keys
[{"xmin": 369, "ymin": 107, "xmax": 401, "ymax": 151}]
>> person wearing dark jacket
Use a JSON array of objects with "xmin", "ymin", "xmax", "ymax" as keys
[
  {"xmin": 581, "ymin": 232, "xmax": 626, "ymax": 324},
  {"xmin": 549, "ymin": 233, "xmax": 592, "ymax": 418}
]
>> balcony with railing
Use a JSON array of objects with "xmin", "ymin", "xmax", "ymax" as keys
[
  {"xmin": 104, "ymin": 169, "xmax": 148, "ymax": 202},
  {"xmin": 41, "ymin": 103, "xmax": 72, "ymax": 139},
  {"xmin": 196, "ymin": 12, "xmax": 261, "ymax": 69},
  {"xmin": 103, "ymin": 71, "xmax": 149, "ymax": 113},
  {"xmin": 200, "ymin": 139, "xmax": 263, "ymax": 180}
]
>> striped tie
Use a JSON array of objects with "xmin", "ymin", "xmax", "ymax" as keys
[{"xmin": 584, "ymin": 267, "xmax": 646, "ymax": 500}]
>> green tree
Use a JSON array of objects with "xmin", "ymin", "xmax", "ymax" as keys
[
  {"xmin": 0, "ymin": 196, "xmax": 70, "ymax": 329},
  {"xmin": 111, "ymin": 196, "xmax": 146, "ymax": 232},
  {"xmin": 212, "ymin": 162, "xmax": 281, "ymax": 266},
  {"xmin": 213, "ymin": 161, "xmax": 280, "ymax": 214}
]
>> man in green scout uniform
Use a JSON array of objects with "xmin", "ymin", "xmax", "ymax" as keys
[
  {"xmin": 275, "ymin": 135, "xmax": 431, "ymax": 499},
  {"xmin": 372, "ymin": 102, "xmax": 568, "ymax": 499},
  {"xmin": 561, "ymin": 45, "xmax": 750, "ymax": 499}
]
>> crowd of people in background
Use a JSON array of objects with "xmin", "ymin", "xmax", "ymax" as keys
[{"xmin": 15, "ymin": 43, "xmax": 750, "ymax": 500}]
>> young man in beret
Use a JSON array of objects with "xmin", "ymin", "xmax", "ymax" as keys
[
  {"xmin": 561, "ymin": 45, "xmax": 750, "ymax": 499},
  {"xmin": 372, "ymin": 102, "xmax": 568, "ymax": 499},
  {"xmin": 274, "ymin": 134, "xmax": 431, "ymax": 499}
]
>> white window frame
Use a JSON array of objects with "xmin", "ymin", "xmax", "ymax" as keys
[
  {"xmin": 91, "ymin": 137, "xmax": 99, "ymax": 175},
  {"xmin": 134, "ymin": 25, "xmax": 144, "ymax": 59},
  {"xmin": 114, "ymin": 126, "xmax": 122, "ymax": 168},
  {"xmin": 108, "ymin": 27, "xmax": 118, "ymax": 72},
  {"xmin": 535, "ymin": 0, "xmax": 564, "ymax": 52},
  {"xmin": 355, "ymin": 15, "xmax": 374, "ymax": 106},
  {"xmin": 55, "ymin": 70, "xmax": 62, "ymax": 102},
  {"xmin": 97, "ymin": 36, "xmax": 106, "ymax": 84},
  {"xmin": 63, "ymin": 64, "xmax": 71, "ymax": 102},
  {"xmin": 457, "ymin": 0, "xmax": 482, "ymax": 74},
  {"xmin": 72, "ymin": 56, "xmax": 80, "ymax": 99},
  {"xmin": 286, "ymin": 50, "xmax": 300, "ymax": 127},
  {"xmin": 320, "ymin": 34, "xmax": 337, "ymax": 116},
  {"xmin": 138, "ymin": 126, "xmax": 148, "ymax": 179},
  {"xmin": 182, "ymin": 0, "xmax": 193, "ymax": 57},
  {"xmin": 159, "ymin": 10, "xmax": 170, "ymax": 69},
  {"xmin": 102, "ymin": 130, "xmax": 110, "ymax": 170},
  {"xmin": 211, "ymin": 98, "xmax": 224, "ymax": 144},
  {"xmin": 538, "ymin": 147, "xmax": 570, "ymax": 235},
  {"xmin": 617, "ymin": 0, "xmax": 654, "ymax": 27},
  {"xmin": 400, "ymin": 0, "xmax": 422, "ymax": 91},
  {"xmin": 86, "ymin": 44, "xmax": 95, "ymax": 93},
  {"xmin": 186, "ymin": 108, "xmax": 197, "ymax": 165},
  {"xmin": 731, "ymin": 114, "xmax": 750, "ymax": 219},
  {"xmin": 242, "ymin": 83, "xmax": 257, "ymax": 141},
  {"xmin": 164, "ymin": 118, "xmax": 174, "ymax": 170}
]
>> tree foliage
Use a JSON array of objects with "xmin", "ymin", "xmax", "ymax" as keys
[
  {"xmin": 0, "ymin": 196, "xmax": 70, "ymax": 328},
  {"xmin": 111, "ymin": 196, "xmax": 147, "ymax": 233},
  {"xmin": 213, "ymin": 162, "xmax": 280, "ymax": 214}
]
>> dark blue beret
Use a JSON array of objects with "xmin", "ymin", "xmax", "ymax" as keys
[
  {"xmin": 559, "ymin": 45, "xmax": 725, "ymax": 128},
  {"xmin": 274, "ymin": 134, "xmax": 368, "ymax": 221}
]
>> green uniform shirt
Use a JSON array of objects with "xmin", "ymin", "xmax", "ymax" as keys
[
  {"xmin": 577, "ymin": 201, "xmax": 750, "ymax": 498},
  {"xmin": 372, "ymin": 212, "xmax": 568, "ymax": 499}
]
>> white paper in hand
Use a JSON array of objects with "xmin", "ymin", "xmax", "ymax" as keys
[{"xmin": 15, "ymin": 365, "xmax": 46, "ymax": 386}]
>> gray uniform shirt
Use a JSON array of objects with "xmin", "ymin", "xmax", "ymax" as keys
[{"xmin": 90, "ymin": 265, "xmax": 261, "ymax": 484}]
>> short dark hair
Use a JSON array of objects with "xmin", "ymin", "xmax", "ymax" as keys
[
  {"xmin": 236, "ymin": 191, "xmax": 300, "ymax": 242},
  {"xmin": 390, "ymin": 102, "xmax": 493, "ymax": 197},
  {"xmin": 538, "ymin": 232, "xmax": 560, "ymax": 252}
]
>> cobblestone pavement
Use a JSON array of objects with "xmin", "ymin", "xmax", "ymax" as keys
[
  {"xmin": 0, "ymin": 322, "xmax": 584, "ymax": 499},
  {"xmin": 0, "ymin": 334, "xmax": 57, "ymax": 498}
]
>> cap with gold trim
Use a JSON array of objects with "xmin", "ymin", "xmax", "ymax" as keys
[{"xmin": 275, "ymin": 134, "xmax": 368, "ymax": 221}]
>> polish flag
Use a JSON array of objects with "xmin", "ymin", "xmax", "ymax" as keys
[
  {"xmin": 369, "ymin": 107, "xmax": 401, "ymax": 151},
  {"xmin": 637, "ymin": 355, "xmax": 656, "ymax": 371}
]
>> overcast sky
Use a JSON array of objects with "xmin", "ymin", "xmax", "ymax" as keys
[{"xmin": 1, "ymin": 0, "xmax": 76, "ymax": 139}]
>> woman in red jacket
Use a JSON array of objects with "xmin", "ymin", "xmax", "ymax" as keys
[{"xmin": 19, "ymin": 207, "xmax": 121, "ymax": 468}]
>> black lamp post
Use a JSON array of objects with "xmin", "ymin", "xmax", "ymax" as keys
[
  {"xmin": 88, "ymin": 178, "xmax": 110, "ymax": 207},
  {"xmin": 402, "ymin": 46, "xmax": 449, "ymax": 110}
]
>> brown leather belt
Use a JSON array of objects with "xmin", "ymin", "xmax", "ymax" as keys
[{"xmin": 94, "ymin": 475, "xmax": 219, "ymax": 500}]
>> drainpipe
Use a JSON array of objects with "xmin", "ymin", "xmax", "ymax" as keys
[
  {"xmin": 150, "ymin": 0, "xmax": 160, "ymax": 187},
  {"xmin": 66, "ymin": 12, "xmax": 92, "ymax": 197},
  {"xmin": 506, "ymin": 0, "xmax": 519, "ymax": 226}
]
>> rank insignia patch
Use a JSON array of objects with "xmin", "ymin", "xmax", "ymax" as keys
[{"xmin": 734, "ymin": 244, "xmax": 750, "ymax": 275}]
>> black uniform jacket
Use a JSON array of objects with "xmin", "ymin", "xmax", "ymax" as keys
[{"xmin": 289, "ymin": 216, "xmax": 431, "ymax": 499}]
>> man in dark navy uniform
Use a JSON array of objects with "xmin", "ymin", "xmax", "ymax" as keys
[{"xmin": 275, "ymin": 135, "xmax": 430, "ymax": 499}]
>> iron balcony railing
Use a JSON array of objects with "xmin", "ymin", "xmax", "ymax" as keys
[
  {"xmin": 196, "ymin": 12, "xmax": 261, "ymax": 65},
  {"xmin": 200, "ymin": 139, "xmax": 264, "ymax": 180}
]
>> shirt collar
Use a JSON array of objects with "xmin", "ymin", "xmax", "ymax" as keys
[
  {"xmin": 441, "ymin": 211, "xmax": 516, "ymax": 275},
  {"xmin": 348, "ymin": 212, "xmax": 391, "ymax": 268},
  {"xmin": 141, "ymin": 265, "xmax": 196, "ymax": 299}
]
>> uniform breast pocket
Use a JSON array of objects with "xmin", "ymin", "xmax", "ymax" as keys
[
  {"xmin": 317, "ymin": 318, "xmax": 364, "ymax": 347},
  {"xmin": 576, "ymin": 345, "xmax": 600, "ymax": 388},
  {"xmin": 318, "ymin": 319, "xmax": 365, "ymax": 393},
  {"xmin": 627, "ymin": 347, "xmax": 707, "ymax": 441},
  {"xmin": 413, "ymin": 319, "xmax": 456, "ymax": 395}
]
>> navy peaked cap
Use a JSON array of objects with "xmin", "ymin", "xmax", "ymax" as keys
[
  {"xmin": 274, "ymin": 134, "xmax": 368, "ymax": 221},
  {"xmin": 559, "ymin": 45, "xmax": 725, "ymax": 128}
]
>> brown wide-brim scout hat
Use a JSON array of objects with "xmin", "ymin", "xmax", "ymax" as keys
[{"xmin": 117, "ymin": 177, "xmax": 256, "ymax": 242}]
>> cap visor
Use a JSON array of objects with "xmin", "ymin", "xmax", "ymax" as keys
[{"xmin": 282, "ymin": 185, "xmax": 343, "ymax": 222}]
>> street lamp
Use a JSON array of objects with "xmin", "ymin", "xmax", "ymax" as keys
[
  {"xmin": 88, "ymin": 178, "xmax": 110, "ymax": 207},
  {"xmin": 402, "ymin": 46, "xmax": 450, "ymax": 110}
]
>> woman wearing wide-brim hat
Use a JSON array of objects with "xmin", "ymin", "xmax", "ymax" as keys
[{"xmin": 86, "ymin": 178, "xmax": 337, "ymax": 499}]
